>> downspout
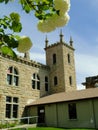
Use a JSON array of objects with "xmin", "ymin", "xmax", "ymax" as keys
[{"xmin": 92, "ymin": 99, "xmax": 96, "ymax": 129}]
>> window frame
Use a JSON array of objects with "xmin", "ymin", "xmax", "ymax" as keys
[
  {"xmin": 53, "ymin": 53, "xmax": 56, "ymax": 64},
  {"xmin": 54, "ymin": 76, "xmax": 58, "ymax": 86},
  {"xmin": 68, "ymin": 103, "xmax": 77, "ymax": 120},
  {"xmin": 45, "ymin": 76, "xmax": 49, "ymax": 91},
  {"xmin": 6, "ymin": 96, "xmax": 19, "ymax": 119},
  {"xmin": 67, "ymin": 53, "xmax": 71, "ymax": 64},
  {"xmin": 69, "ymin": 76, "xmax": 72, "ymax": 86},
  {"xmin": 32, "ymin": 73, "xmax": 40, "ymax": 90},
  {"xmin": 7, "ymin": 66, "xmax": 19, "ymax": 86}
]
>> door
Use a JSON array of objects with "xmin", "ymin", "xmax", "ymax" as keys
[{"xmin": 38, "ymin": 106, "xmax": 45, "ymax": 123}]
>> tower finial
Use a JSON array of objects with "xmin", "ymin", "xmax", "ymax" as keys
[
  {"xmin": 24, "ymin": 51, "xmax": 30, "ymax": 60},
  {"xmin": 69, "ymin": 36, "xmax": 73, "ymax": 46},
  {"xmin": 59, "ymin": 29, "xmax": 63, "ymax": 43},
  {"xmin": 45, "ymin": 35, "xmax": 49, "ymax": 48}
]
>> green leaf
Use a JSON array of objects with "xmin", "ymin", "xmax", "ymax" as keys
[
  {"xmin": 0, "ymin": 28, "xmax": 4, "ymax": 33},
  {"xmin": 1, "ymin": 46, "xmax": 17, "ymax": 58},
  {"xmin": 0, "ymin": 0, "xmax": 13, "ymax": 4},
  {"xmin": 0, "ymin": 41, "xmax": 3, "ymax": 47},
  {"xmin": 11, "ymin": 21, "xmax": 22, "ymax": 32},
  {"xmin": 0, "ymin": 20, "xmax": 7, "ymax": 29},
  {"xmin": 14, "ymin": 35, "xmax": 21, "ymax": 40},
  {"xmin": 10, "ymin": 12, "xmax": 20, "ymax": 23},
  {"xmin": 5, "ymin": 0, "xmax": 9, "ymax": 4},
  {"xmin": 24, "ymin": 4, "xmax": 31, "ymax": 13},
  {"xmin": 0, "ymin": 0, "xmax": 4, "ymax": 3},
  {"xmin": 3, "ymin": 35, "xmax": 9, "ymax": 43},
  {"xmin": 3, "ymin": 35, "xmax": 18, "ymax": 48}
]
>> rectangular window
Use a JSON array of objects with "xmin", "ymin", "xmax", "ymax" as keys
[
  {"xmin": 6, "ymin": 104, "xmax": 11, "ymax": 118},
  {"xmin": 13, "ymin": 97, "xmax": 18, "ymax": 103},
  {"xmin": 13, "ymin": 105, "xmax": 18, "ymax": 118},
  {"xmin": 32, "ymin": 80, "xmax": 35, "ymax": 89},
  {"xmin": 6, "ymin": 96, "xmax": 11, "ymax": 102},
  {"xmin": 6, "ymin": 96, "xmax": 19, "ymax": 118},
  {"xmin": 68, "ymin": 103, "xmax": 77, "ymax": 119}
]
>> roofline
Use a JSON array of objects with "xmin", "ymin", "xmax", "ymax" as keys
[
  {"xmin": 0, "ymin": 52, "xmax": 50, "ymax": 70},
  {"xmin": 26, "ymin": 88, "xmax": 98, "ymax": 107},
  {"xmin": 26, "ymin": 93, "xmax": 98, "ymax": 107}
]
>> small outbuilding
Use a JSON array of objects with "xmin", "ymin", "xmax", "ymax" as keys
[{"xmin": 26, "ymin": 87, "xmax": 98, "ymax": 129}]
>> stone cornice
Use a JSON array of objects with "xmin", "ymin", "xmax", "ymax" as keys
[
  {"xmin": 0, "ymin": 52, "xmax": 49, "ymax": 70},
  {"xmin": 44, "ymin": 42, "xmax": 75, "ymax": 51}
]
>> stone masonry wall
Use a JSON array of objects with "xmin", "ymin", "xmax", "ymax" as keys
[
  {"xmin": 62, "ymin": 44, "xmax": 77, "ymax": 92},
  {"xmin": 0, "ymin": 55, "xmax": 49, "ymax": 120},
  {"xmin": 45, "ymin": 42, "xmax": 76, "ymax": 94}
]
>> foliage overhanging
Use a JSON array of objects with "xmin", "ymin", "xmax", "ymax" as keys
[{"xmin": 0, "ymin": 0, "xmax": 70, "ymax": 58}]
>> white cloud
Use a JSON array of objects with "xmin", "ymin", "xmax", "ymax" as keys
[
  {"xmin": 68, "ymin": 26, "xmax": 98, "ymax": 89},
  {"xmin": 75, "ymin": 53, "xmax": 98, "ymax": 90},
  {"xmin": 77, "ymin": 84, "xmax": 85, "ymax": 90},
  {"xmin": 30, "ymin": 52, "xmax": 45, "ymax": 64},
  {"xmin": 75, "ymin": 53, "xmax": 98, "ymax": 76},
  {"xmin": 16, "ymin": 51, "xmax": 45, "ymax": 64}
]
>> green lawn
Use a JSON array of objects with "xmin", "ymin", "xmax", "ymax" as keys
[{"xmin": 12, "ymin": 127, "xmax": 96, "ymax": 130}]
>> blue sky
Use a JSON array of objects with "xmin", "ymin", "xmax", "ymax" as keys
[{"xmin": 1, "ymin": 0, "xmax": 98, "ymax": 89}]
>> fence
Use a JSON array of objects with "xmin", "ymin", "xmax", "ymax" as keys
[{"xmin": 0, "ymin": 116, "xmax": 38, "ymax": 129}]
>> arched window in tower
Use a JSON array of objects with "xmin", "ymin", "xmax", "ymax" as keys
[
  {"xmin": 67, "ymin": 53, "xmax": 71, "ymax": 64},
  {"xmin": 7, "ymin": 66, "xmax": 19, "ymax": 86},
  {"xmin": 45, "ymin": 76, "xmax": 48, "ymax": 91},
  {"xmin": 54, "ymin": 76, "xmax": 58, "ymax": 86},
  {"xmin": 53, "ymin": 53, "xmax": 56, "ymax": 64},
  {"xmin": 69, "ymin": 76, "xmax": 72, "ymax": 86},
  {"xmin": 32, "ymin": 73, "xmax": 40, "ymax": 90}
]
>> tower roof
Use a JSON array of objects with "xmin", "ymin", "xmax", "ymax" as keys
[
  {"xmin": 59, "ymin": 29, "xmax": 64, "ymax": 43},
  {"xmin": 44, "ymin": 31, "xmax": 74, "ymax": 51},
  {"xmin": 24, "ymin": 51, "xmax": 30, "ymax": 60},
  {"xmin": 69, "ymin": 36, "xmax": 73, "ymax": 46},
  {"xmin": 45, "ymin": 35, "xmax": 49, "ymax": 48}
]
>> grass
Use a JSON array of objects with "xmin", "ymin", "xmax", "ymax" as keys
[
  {"xmin": 12, "ymin": 127, "xmax": 96, "ymax": 130},
  {"xmin": 29, "ymin": 128, "xmax": 95, "ymax": 130}
]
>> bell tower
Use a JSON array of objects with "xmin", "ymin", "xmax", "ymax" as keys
[{"xmin": 44, "ymin": 31, "xmax": 76, "ymax": 94}]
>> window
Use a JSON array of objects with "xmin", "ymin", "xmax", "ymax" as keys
[
  {"xmin": 67, "ymin": 54, "xmax": 71, "ymax": 64},
  {"xmin": 32, "ymin": 73, "xmax": 40, "ymax": 90},
  {"xmin": 45, "ymin": 76, "xmax": 48, "ymax": 91},
  {"xmin": 68, "ymin": 103, "xmax": 77, "ymax": 119},
  {"xmin": 53, "ymin": 54, "xmax": 56, "ymax": 64},
  {"xmin": 54, "ymin": 76, "xmax": 58, "ymax": 86},
  {"xmin": 7, "ymin": 67, "xmax": 19, "ymax": 86},
  {"xmin": 6, "ymin": 104, "xmax": 11, "ymax": 118},
  {"xmin": 69, "ymin": 76, "xmax": 72, "ymax": 86},
  {"xmin": 6, "ymin": 96, "xmax": 19, "ymax": 118}
]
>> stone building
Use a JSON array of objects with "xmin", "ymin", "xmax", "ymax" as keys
[
  {"xmin": 82, "ymin": 75, "xmax": 98, "ymax": 89},
  {"xmin": 0, "ymin": 32, "xmax": 76, "ymax": 120}
]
